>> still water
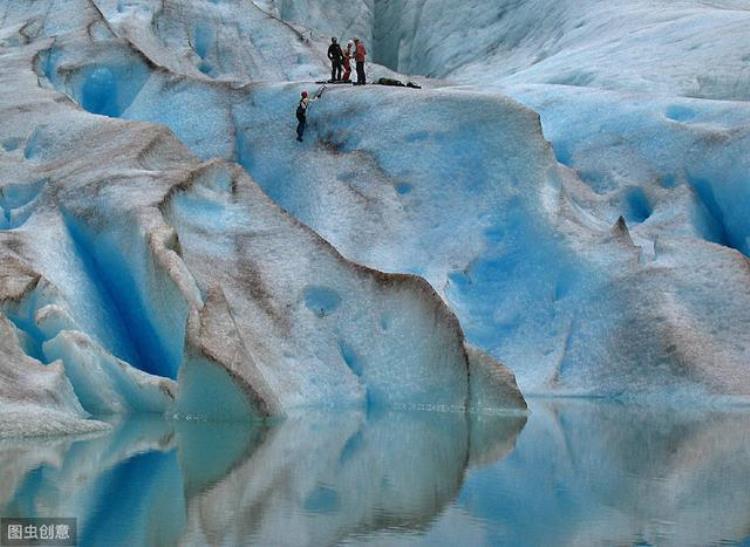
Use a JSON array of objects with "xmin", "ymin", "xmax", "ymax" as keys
[{"xmin": 1, "ymin": 401, "xmax": 749, "ymax": 546}]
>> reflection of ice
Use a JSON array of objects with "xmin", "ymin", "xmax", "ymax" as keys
[
  {"xmin": 6, "ymin": 402, "xmax": 748, "ymax": 546},
  {"xmin": 182, "ymin": 411, "xmax": 524, "ymax": 546},
  {"xmin": 454, "ymin": 401, "xmax": 750, "ymax": 547},
  {"xmin": 0, "ymin": 411, "xmax": 525, "ymax": 546},
  {"xmin": 0, "ymin": 418, "xmax": 184, "ymax": 546}
]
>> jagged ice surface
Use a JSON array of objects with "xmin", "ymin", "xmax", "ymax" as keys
[
  {"xmin": 0, "ymin": 0, "xmax": 525, "ymax": 436},
  {"xmin": 1, "ymin": 0, "xmax": 750, "ymax": 436}
]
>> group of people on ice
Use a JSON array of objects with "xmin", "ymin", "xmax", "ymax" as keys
[
  {"xmin": 296, "ymin": 37, "xmax": 368, "ymax": 141},
  {"xmin": 328, "ymin": 36, "xmax": 368, "ymax": 85}
]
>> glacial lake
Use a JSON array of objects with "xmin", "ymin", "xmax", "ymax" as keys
[{"xmin": 2, "ymin": 400, "xmax": 749, "ymax": 546}]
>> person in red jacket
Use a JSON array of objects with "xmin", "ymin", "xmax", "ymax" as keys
[
  {"xmin": 353, "ymin": 38, "xmax": 367, "ymax": 85},
  {"xmin": 342, "ymin": 40, "xmax": 353, "ymax": 82}
]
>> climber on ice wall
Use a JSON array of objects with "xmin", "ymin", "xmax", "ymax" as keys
[
  {"xmin": 296, "ymin": 90, "xmax": 310, "ymax": 142},
  {"xmin": 295, "ymin": 87, "xmax": 325, "ymax": 142}
]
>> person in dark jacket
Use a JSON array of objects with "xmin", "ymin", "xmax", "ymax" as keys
[
  {"xmin": 353, "ymin": 38, "xmax": 367, "ymax": 85},
  {"xmin": 327, "ymin": 37, "xmax": 344, "ymax": 82},
  {"xmin": 296, "ymin": 90, "xmax": 310, "ymax": 142}
]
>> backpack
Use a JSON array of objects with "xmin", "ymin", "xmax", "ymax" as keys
[{"xmin": 296, "ymin": 101, "xmax": 306, "ymax": 118}]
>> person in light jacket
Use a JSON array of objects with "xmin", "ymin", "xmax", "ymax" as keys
[{"xmin": 342, "ymin": 40, "xmax": 353, "ymax": 82}]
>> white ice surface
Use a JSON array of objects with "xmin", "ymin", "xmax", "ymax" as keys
[{"xmin": 0, "ymin": 1, "xmax": 525, "ymax": 433}]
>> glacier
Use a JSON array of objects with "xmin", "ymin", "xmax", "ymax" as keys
[
  {"xmin": 1, "ymin": 0, "xmax": 750, "ymax": 436},
  {"xmin": 0, "ymin": 0, "xmax": 527, "ymax": 436},
  {"xmin": 234, "ymin": 0, "xmax": 750, "ymax": 399}
]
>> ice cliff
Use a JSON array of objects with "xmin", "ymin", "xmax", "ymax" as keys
[
  {"xmin": 0, "ymin": 0, "xmax": 525, "ymax": 436},
  {"xmin": 252, "ymin": 0, "xmax": 750, "ymax": 399},
  {"xmin": 1, "ymin": 0, "xmax": 749, "ymax": 434}
]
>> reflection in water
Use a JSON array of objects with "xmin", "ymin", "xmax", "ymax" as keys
[
  {"xmin": 0, "ymin": 410, "xmax": 525, "ymax": 547},
  {"xmin": 452, "ymin": 401, "xmax": 750, "ymax": 547},
  {"xmin": 1, "ymin": 402, "xmax": 750, "ymax": 546}
]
